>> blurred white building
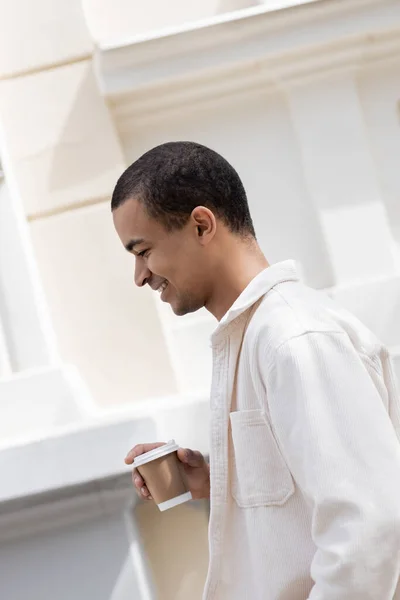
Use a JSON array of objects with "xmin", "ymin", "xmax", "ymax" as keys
[{"xmin": 0, "ymin": 0, "xmax": 399, "ymax": 598}]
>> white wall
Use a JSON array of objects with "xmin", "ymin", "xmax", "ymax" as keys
[
  {"xmin": 357, "ymin": 60, "xmax": 400, "ymax": 266},
  {"xmin": 29, "ymin": 203, "xmax": 178, "ymax": 407},
  {"xmin": 82, "ymin": 0, "xmax": 258, "ymax": 46},
  {"xmin": 0, "ymin": 0, "xmax": 92, "ymax": 79}
]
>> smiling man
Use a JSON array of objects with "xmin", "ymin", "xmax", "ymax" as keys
[{"xmin": 112, "ymin": 141, "xmax": 400, "ymax": 600}]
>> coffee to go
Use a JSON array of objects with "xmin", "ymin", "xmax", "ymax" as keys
[{"xmin": 133, "ymin": 440, "xmax": 192, "ymax": 511}]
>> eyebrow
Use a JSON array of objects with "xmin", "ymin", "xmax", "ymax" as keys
[{"xmin": 125, "ymin": 238, "xmax": 146, "ymax": 253}]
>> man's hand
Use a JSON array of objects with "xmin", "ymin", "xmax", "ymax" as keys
[{"xmin": 125, "ymin": 442, "xmax": 210, "ymax": 502}]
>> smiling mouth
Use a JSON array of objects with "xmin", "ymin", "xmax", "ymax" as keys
[{"xmin": 156, "ymin": 280, "xmax": 168, "ymax": 294}]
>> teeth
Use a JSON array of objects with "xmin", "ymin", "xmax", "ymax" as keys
[{"xmin": 157, "ymin": 281, "xmax": 168, "ymax": 293}]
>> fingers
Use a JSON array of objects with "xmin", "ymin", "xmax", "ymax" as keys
[
  {"xmin": 124, "ymin": 442, "xmax": 165, "ymax": 465},
  {"xmin": 133, "ymin": 470, "xmax": 144, "ymax": 489},
  {"xmin": 132, "ymin": 471, "xmax": 152, "ymax": 501},
  {"xmin": 177, "ymin": 448, "xmax": 205, "ymax": 467},
  {"xmin": 126, "ymin": 443, "xmax": 164, "ymax": 502}
]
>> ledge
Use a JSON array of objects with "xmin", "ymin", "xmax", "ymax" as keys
[
  {"xmin": 0, "ymin": 473, "xmax": 133, "ymax": 543},
  {"xmin": 95, "ymin": 0, "xmax": 400, "ymax": 119},
  {"xmin": 0, "ymin": 396, "xmax": 210, "ymax": 539},
  {"xmin": 0, "ymin": 364, "xmax": 93, "ymax": 443}
]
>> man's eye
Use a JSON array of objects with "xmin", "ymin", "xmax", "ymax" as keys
[{"xmin": 137, "ymin": 250, "xmax": 149, "ymax": 258}]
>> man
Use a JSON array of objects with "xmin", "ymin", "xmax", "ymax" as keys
[{"xmin": 112, "ymin": 141, "xmax": 400, "ymax": 600}]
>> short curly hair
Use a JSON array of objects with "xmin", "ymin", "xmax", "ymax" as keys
[{"xmin": 111, "ymin": 141, "xmax": 256, "ymax": 237}]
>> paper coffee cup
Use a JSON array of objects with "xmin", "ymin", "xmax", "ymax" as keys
[{"xmin": 133, "ymin": 440, "xmax": 192, "ymax": 511}]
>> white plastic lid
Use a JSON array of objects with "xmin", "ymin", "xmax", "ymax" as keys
[{"xmin": 133, "ymin": 440, "xmax": 179, "ymax": 468}]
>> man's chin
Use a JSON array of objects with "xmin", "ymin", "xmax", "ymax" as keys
[
  {"xmin": 171, "ymin": 304, "xmax": 187, "ymax": 317},
  {"xmin": 171, "ymin": 301, "xmax": 202, "ymax": 317}
]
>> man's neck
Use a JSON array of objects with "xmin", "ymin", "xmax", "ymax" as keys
[{"xmin": 206, "ymin": 239, "xmax": 269, "ymax": 321}]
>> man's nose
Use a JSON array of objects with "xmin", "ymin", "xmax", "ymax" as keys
[{"xmin": 134, "ymin": 259, "xmax": 151, "ymax": 287}]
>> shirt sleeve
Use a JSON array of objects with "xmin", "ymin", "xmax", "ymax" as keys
[{"xmin": 265, "ymin": 331, "xmax": 400, "ymax": 600}]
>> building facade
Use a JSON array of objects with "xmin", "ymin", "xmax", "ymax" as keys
[{"xmin": 0, "ymin": 1, "xmax": 399, "ymax": 598}]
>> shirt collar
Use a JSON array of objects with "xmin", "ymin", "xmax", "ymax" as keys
[{"xmin": 212, "ymin": 260, "xmax": 299, "ymax": 340}]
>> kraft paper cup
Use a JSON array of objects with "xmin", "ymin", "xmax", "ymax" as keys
[{"xmin": 133, "ymin": 440, "xmax": 192, "ymax": 511}]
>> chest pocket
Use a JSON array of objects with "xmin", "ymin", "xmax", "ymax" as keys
[{"xmin": 230, "ymin": 409, "xmax": 295, "ymax": 508}]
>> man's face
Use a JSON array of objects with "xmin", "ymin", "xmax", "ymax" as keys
[{"xmin": 113, "ymin": 198, "xmax": 212, "ymax": 316}]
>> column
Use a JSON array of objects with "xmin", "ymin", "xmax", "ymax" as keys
[
  {"xmin": 0, "ymin": 175, "xmax": 58, "ymax": 372},
  {"xmin": 286, "ymin": 72, "xmax": 396, "ymax": 284},
  {"xmin": 286, "ymin": 71, "xmax": 400, "ymax": 358},
  {"xmin": 0, "ymin": 0, "xmax": 99, "ymax": 440},
  {"xmin": 0, "ymin": 171, "xmax": 12, "ymax": 377}
]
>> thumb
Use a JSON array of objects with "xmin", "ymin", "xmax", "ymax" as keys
[{"xmin": 177, "ymin": 448, "xmax": 204, "ymax": 468}]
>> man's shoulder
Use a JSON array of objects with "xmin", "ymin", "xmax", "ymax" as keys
[
  {"xmin": 244, "ymin": 280, "xmax": 385, "ymax": 385},
  {"xmin": 247, "ymin": 280, "xmax": 370, "ymax": 355}
]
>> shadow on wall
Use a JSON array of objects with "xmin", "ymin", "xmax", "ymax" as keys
[
  {"xmin": 357, "ymin": 64, "xmax": 400, "ymax": 263},
  {"xmin": 48, "ymin": 64, "xmax": 119, "ymax": 197},
  {"xmin": 135, "ymin": 499, "xmax": 210, "ymax": 600},
  {"xmin": 382, "ymin": 101, "xmax": 400, "ymax": 256}
]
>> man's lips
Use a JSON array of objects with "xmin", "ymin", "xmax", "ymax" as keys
[{"xmin": 150, "ymin": 279, "xmax": 168, "ymax": 294}]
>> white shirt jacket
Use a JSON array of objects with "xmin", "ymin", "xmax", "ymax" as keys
[{"xmin": 203, "ymin": 261, "xmax": 400, "ymax": 600}]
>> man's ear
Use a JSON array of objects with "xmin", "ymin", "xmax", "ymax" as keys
[{"xmin": 191, "ymin": 206, "xmax": 217, "ymax": 244}]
